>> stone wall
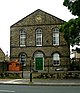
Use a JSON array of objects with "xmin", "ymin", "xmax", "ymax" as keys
[
  {"xmin": 10, "ymin": 9, "xmax": 70, "ymax": 71},
  {"xmin": 0, "ymin": 48, "xmax": 5, "ymax": 62}
]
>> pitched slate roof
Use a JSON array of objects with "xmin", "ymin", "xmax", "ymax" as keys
[{"xmin": 11, "ymin": 9, "xmax": 65, "ymax": 27}]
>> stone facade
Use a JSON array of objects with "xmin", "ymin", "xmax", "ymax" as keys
[
  {"xmin": 10, "ymin": 9, "xmax": 70, "ymax": 71},
  {"xmin": 0, "ymin": 48, "xmax": 5, "ymax": 62}
]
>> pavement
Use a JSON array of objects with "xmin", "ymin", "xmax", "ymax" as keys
[{"xmin": 0, "ymin": 78, "xmax": 80, "ymax": 86}]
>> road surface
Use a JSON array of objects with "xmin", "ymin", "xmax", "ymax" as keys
[{"xmin": 0, "ymin": 85, "xmax": 80, "ymax": 93}]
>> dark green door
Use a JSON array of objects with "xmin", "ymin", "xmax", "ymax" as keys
[{"xmin": 35, "ymin": 57, "xmax": 43, "ymax": 70}]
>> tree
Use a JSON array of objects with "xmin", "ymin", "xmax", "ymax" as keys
[
  {"xmin": 63, "ymin": 0, "xmax": 80, "ymax": 16},
  {"xmin": 60, "ymin": 0, "xmax": 80, "ymax": 46},
  {"xmin": 60, "ymin": 18, "xmax": 80, "ymax": 46}
]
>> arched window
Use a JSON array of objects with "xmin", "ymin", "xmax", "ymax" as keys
[
  {"xmin": 53, "ymin": 28, "xmax": 59, "ymax": 45},
  {"xmin": 20, "ymin": 29, "xmax": 26, "ymax": 47},
  {"xmin": 34, "ymin": 51, "xmax": 44, "ymax": 58},
  {"xmin": 36, "ymin": 28, "xmax": 42, "ymax": 46},
  {"xmin": 53, "ymin": 53, "xmax": 60, "ymax": 66},
  {"xmin": 19, "ymin": 53, "xmax": 26, "ymax": 64}
]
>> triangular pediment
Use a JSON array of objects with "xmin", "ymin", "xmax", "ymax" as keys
[{"xmin": 11, "ymin": 9, "xmax": 65, "ymax": 27}]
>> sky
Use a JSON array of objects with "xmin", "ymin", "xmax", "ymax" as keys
[{"xmin": 0, "ymin": 0, "xmax": 76, "ymax": 55}]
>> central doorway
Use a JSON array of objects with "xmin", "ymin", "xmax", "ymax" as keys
[{"xmin": 34, "ymin": 51, "xmax": 44, "ymax": 71}]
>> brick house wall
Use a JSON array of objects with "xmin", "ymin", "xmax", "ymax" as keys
[{"xmin": 10, "ymin": 9, "xmax": 70, "ymax": 71}]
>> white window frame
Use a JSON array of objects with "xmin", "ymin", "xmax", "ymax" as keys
[
  {"xmin": 19, "ymin": 53, "xmax": 26, "ymax": 64},
  {"xmin": 34, "ymin": 52, "xmax": 44, "ymax": 58},
  {"xmin": 53, "ymin": 28, "xmax": 59, "ymax": 45},
  {"xmin": 36, "ymin": 28, "xmax": 42, "ymax": 46},
  {"xmin": 53, "ymin": 53, "xmax": 60, "ymax": 66},
  {"xmin": 20, "ymin": 30, "xmax": 26, "ymax": 47}
]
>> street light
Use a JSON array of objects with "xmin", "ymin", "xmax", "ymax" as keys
[
  {"xmin": 48, "ymin": 59, "xmax": 49, "ymax": 73},
  {"xmin": 30, "ymin": 60, "xmax": 32, "ymax": 82},
  {"xmin": 29, "ymin": 42, "xmax": 33, "ymax": 83},
  {"xmin": 20, "ymin": 62, "xmax": 24, "ymax": 78}
]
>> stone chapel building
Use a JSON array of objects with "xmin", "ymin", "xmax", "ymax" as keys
[{"xmin": 10, "ymin": 9, "xmax": 70, "ymax": 72}]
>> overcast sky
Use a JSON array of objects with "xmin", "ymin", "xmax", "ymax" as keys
[{"xmin": 0, "ymin": 0, "xmax": 76, "ymax": 55}]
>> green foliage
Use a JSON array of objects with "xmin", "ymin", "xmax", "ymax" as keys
[
  {"xmin": 60, "ymin": 17, "xmax": 80, "ymax": 46},
  {"xmin": 63, "ymin": 0, "xmax": 80, "ymax": 16},
  {"xmin": 60, "ymin": 0, "xmax": 80, "ymax": 46}
]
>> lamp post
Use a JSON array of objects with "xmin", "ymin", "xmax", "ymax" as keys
[
  {"xmin": 29, "ymin": 42, "xmax": 33, "ymax": 83},
  {"xmin": 30, "ymin": 60, "xmax": 32, "ymax": 82},
  {"xmin": 22, "ymin": 63, "xmax": 23, "ymax": 78},
  {"xmin": 48, "ymin": 59, "xmax": 49, "ymax": 73}
]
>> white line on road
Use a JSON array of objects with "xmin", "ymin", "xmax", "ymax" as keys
[{"xmin": 0, "ymin": 90, "xmax": 15, "ymax": 92}]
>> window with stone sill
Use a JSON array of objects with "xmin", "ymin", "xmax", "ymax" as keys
[
  {"xmin": 36, "ymin": 28, "xmax": 42, "ymax": 46},
  {"xmin": 20, "ymin": 29, "xmax": 26, "ymax": 47},
  {"xmin": 53, "ymin": 53, "xmax": 60, "ymax": 66},
  {"xmin": 53, "ymin": 28, "xmax": 59, "ymax": 46},
  {"xmin": 19, "ymin": 53, "xmax": 26, "ymax": 64}
]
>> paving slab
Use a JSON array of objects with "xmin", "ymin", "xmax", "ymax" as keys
[{"xmin": 0, "ymin": 79, "xmax": 80, "ymax": 86}]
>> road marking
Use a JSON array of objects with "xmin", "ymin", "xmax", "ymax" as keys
[{"xmin": 0, "ymin": 90, "xmax": 15, "ymax": 92}]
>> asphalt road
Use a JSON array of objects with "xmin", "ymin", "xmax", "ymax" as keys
[{"xmin": 0, "ymin": 85, "xmax": 80, "ymax": 93}]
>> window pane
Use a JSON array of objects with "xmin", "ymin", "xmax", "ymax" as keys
[
  {"xmin": 53, "ymin": 28, "xmax": 59, "ymax": 33},
  {"xmin": 53, "ymin": 53, "xmax": 60, "ymax": 66},
  {"xmin": 36, "ymin": 28, "xmax": 42, "ymax": 46},
  {"xmin": 34, "ymin": 52, "xmax": 43, "ymax": 57},
  {"xmin": 20, "ymin": 30, "xmax": 26, "ymax": 46},
  {"xmin": 53, "ymin": 28, "xmax": 59, "ymax": 45},
  {"xmin": 19, "ymin": 53, "xmax": 26, "ymax": 63}
]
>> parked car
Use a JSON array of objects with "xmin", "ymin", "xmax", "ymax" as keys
[{"xmin": 55, "ymin": 68, "xmax": 63, "ymax": 71}]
